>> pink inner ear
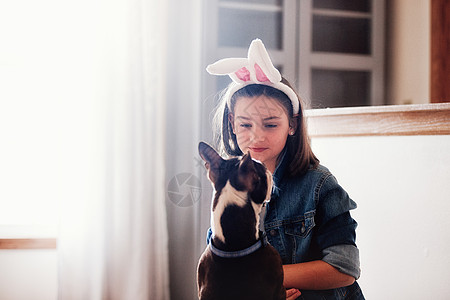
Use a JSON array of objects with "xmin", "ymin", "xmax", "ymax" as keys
[
  {"xmin": 235, "ymin": 67, "xmax": 251, "ymax": 82},
  {"xmin": 254, "ymin": 63, "xmax": 270, "ymax": 82}
]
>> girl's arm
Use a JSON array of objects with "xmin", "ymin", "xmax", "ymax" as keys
[{"xmin": 283, "ymin": 260, "xmax": 355, "ymax": 290}]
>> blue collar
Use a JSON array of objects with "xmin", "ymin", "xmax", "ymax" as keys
[
  {"xmin": 209, "ymin": 232, "xmax": 268, "ymax": 258},
  {"xmin": 272, "ymin": 149, "xmax": 287, "ymax": 198}
]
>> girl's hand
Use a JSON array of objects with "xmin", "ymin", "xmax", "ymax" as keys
[{"xmin": 286, "ymin": 288, "xmax": 301, "ymax": 300}]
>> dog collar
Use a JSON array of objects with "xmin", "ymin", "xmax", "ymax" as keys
[{"xmin": 209, "ymin": 231, "xmax": 268, "ymax": 258}]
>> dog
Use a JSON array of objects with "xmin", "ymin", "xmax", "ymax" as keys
[{"xmin": 197, "ymin": 142, "xmax": 285, "ymax": 300}]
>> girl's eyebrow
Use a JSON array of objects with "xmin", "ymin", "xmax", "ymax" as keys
[
  {"xmin": 236, "ymin": 115, "xmax": 280, "ymax": 121},
  {"xmin": 263, "ymin": 116, "xmax": 280, "ymax": 121},
  {"xmin": 235, "ymin": 116, "xmax": 251, "ymax": 120}
]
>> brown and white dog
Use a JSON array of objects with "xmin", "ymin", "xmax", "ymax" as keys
[{"xmin": 197, "ymin": 142, "xmax": 285, "ymax": 300}]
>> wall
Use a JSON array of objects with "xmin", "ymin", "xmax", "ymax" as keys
[
  {"xmin": 0, "ymin": 250, "xmax": 57, "ymax": 300},
  {"xmin": 311, "ymin": 135, "xmax": 450, "ymax": 299},
  {"xmin": 386, "ymin": 0, "xmax": 430, "ymax": 105}
]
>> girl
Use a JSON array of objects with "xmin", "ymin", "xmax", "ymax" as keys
[{"xmin": 206, "ymin": 39, "xmax": 363, "ymax": 299}]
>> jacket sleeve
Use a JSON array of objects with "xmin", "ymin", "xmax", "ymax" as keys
[
  {"xmin": 314, "ymin": 173, "xmax": 361, "ymax": 278},
  {"xmin": 206, "ymin": 227, "xmax": 213, "ymax": 245},
  {"xmin": 314, "ymin": 173, "xmax": 358, "ymax": 249},
  {"xmin": 322, "ymin": 244, "xmax": 361, "ymax": 279}
]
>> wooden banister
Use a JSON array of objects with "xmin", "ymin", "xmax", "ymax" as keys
[
  {"xmin": 0, "ymin": 239, "xmax": 57, "ymax": 249},
  {"xmin": 306, "ymin": 103, "xmax": 450, "ymax": 137}
]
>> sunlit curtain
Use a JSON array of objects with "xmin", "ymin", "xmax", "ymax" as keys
[
  {"xmin": 57, "ymin": 0, "xmax": 170, "ymax": 299},
  {"xmin": 163, "ymin": 0, "xmax": 205, "ymax": 298}
]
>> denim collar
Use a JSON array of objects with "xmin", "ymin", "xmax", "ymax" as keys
[
  {"xmin": 271, "ymin": 149, "xmax": 288, "ymax": 198},
  {"xmin": 209, "ymin": 231, "xmax": 268, "ymax": 258}
]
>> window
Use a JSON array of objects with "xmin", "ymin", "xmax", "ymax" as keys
[
  {"xmin": 0, "ymin": 79, "xmax": 59, "ymax": 240},
  {"xmin": 202, "ymin": 0, "xmax": 385, "ymax": 109},
  {"xmin": 0, "ymin": 1, "xmax": 62, "ymax": 244}
]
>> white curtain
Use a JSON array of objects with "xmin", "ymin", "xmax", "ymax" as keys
[
  {"xmin": 163, "ymin": 0, "xmax": 206, "ymax": 298},
  {"xmin": 57, "ymin": 0, "xmax": 170, "ymax": 299}
]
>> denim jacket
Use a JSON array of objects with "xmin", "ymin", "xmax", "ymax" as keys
[
  {"xmin": 264, "ymin": 153, "xmax": 364, "ymax": 299},
  {"xmin": 205, "ymin": 155, "xmax": 364, "ymax": 299}
]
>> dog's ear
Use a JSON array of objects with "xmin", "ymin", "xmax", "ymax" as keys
[
  {"xmin": 238, "ymin": 152, "xmax": 257, "ymax": 190},
  {"xmin": 198, "ymin": 142, "xmax": 224, "ymax": 183}
]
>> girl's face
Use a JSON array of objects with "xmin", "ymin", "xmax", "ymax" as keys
[{"xmin": 230, "ymin": 95, "xmax": 291, "ymax": 173}]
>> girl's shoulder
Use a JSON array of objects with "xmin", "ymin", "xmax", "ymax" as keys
[
  {"xmin": 288, "ymin": 164, "xmax": 344, "ymax": 195},
  {"xmin": 280, "ymin": 164, "xmax": 335, "ymax": 194},
  {"xmin": 309, "ymin": 164, "xmax": 331, "ymax": 175},
  {"xmin": 300, "ymin": 163, "xmax": 333, "ymax": 182}
]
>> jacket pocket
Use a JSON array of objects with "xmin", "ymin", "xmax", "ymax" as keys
[{"xmin": 284, "ymin": 210, "xmax": 316, "ymax": 238}]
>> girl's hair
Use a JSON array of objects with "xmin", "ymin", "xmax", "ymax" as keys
[{"xmin": 212, "ymin": 78, "xmax": 319, "ymax": 177}]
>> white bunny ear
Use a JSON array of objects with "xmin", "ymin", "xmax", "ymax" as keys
[
  {"xmin": 206, "ymin": 58, "xmax": 248, "ymax": 75},
  {"xmin": 206, "ymin": 58, "xmax": 250, "ymax": 83},
  {"xmin": 206, "ymin": 39, "xmax": 280, "ymax": 84},
  {"xmin": 248, "ymin": 39, "xmax": 281, "ymax": 83},
  {"xmin": 205, "ymin": 38, "xmax": 300, "ymax": 114}
]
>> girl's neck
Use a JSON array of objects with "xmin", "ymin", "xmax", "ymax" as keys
[{"xmin": 265, "ymin": 161, "xmax": 276, "ymax": 174}]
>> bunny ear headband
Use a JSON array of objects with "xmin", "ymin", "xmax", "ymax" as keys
[{"xmin": 206, "ymin": 39, "xmax": 299, "ymax": 114}]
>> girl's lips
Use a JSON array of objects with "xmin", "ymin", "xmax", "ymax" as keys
[{"xmin": 249, "ymin": 147, "xmax": 268, "ymax": 153}]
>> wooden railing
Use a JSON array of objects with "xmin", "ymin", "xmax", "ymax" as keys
[
  {"xmin": 306, "ymin": 103, "xmax": 450, "ymax": 137},
  {"xmin": 0, "ymin": 238, "xmax": 56, "ymax": 249}
]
